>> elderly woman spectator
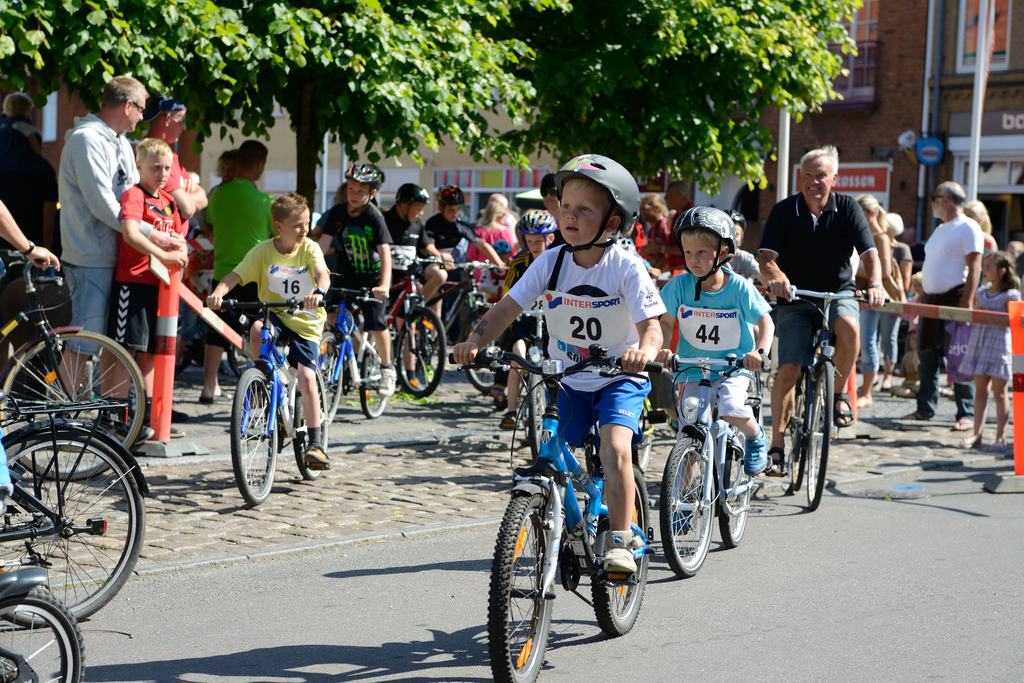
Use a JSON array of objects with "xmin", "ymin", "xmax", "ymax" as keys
[
  {"xmin": 854, "ymin": 194, "xmax": 899, "ymax": 408},
  {"xmin": 964, "ymin": 200, "xmax": 997, "ymax": 253},
  {"xmin": 638, "ymin": 193, "xmax": 683, "ymax": 271}
]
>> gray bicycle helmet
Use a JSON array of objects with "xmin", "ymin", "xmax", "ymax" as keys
[
  {"xmin": 672, "ymin": 206, "xmax": 736, "ymax": 301},
  {"xmin": 552, "ymin": 154, "xmax": 640, "ymax": 252},
  {"xmin": 345, "ymin": 163, "xmax": 382, "ymax": 189},
  {"xmin": 395, "ymin": 183, "xmax": 430, "ymax": 205}
]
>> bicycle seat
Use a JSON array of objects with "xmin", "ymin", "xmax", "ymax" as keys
[
  {"xmin": 514, "ymin": 459, "xmax": 568, "ymax": 486},
  {"xmin": 0, "ymin": 568, "xmax": 47, "ymax": 601}
]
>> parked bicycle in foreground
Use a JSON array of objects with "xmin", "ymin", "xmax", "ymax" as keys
[
  {"xmin": 219, "ymin": 299, "xmax": 329, "ymax": 506},
  {"xmin": 455, "ymin": 346, "xmax": 660, "ymax": 683},
  {"xmin": 0, "ymin": 566, "xmax": 84, "ymax": 682},
  {"xmin": 659, "ymin": 353, "xmax": 767, "ymax": 579}
]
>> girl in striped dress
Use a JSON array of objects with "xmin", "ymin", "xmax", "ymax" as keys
[{"xmin": 959, "ymin": 251, "xmax": 1020, "ymax": 451}]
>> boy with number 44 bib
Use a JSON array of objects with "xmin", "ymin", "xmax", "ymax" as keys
[
  {"xmin": 657, "ymin": 206, "xmax": 774, "ymax": 476},
  {"xmin": 453, "ymin": 154, "xmax": 665, "ymax": 576},
  {"xmin": 207, "ymin": 193, "xmax": 332, "ymax": 469}
]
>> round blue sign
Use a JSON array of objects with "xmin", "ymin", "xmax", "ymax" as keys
[{"xmin": 916, "ymin": 138, "xmax": 944, "ymax": 166}]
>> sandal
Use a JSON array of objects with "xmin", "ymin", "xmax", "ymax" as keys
[
  {"xmin": 951, "ymin": 418, "xmax": 974, "ymax": 432},
  {"xmin": 899, "ymin": 411, "xmax": 929, "ymax": 421},
  {"xmin": 987, "ymin": 442, "xmax": 1007, "ymax": 453},
  {"xmin": 499, "ymin": 411, "xmax": 517, "ymax": 430},
  {"xmin": 765, "ymin": 447, "xmax": 786, "ymax": 477},
  {"xmin": 490, "ymin": 387, "xmax": 507, "ymax": 411},
  {"xmin": 959, "ymin": 434, "xmax": 981, "ymax": 449},
  {"xmin": 834, "ymin": 393, "xmax": 854, "ymax": 428}
]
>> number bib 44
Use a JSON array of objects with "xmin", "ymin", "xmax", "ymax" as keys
[
  {"xmin": 268, "ymin": 263, "xmax": 314, "ymax": 299},
  {"xmin": 544, "ymin": 290, "xmax": 628, "ymax": 360},
  {"xmin": 678, "ymin": 304, "xmax": 742, "ymax": 351}
]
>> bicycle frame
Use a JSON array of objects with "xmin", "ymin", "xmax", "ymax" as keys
[
  {"xmin": 673, "ymin": 359, "xmax": 760, "ymax": 521},
  {"xmin": 323, "ymin": 296, "xmax": 382, "ymax": 390}
]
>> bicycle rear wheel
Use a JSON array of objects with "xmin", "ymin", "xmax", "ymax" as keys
[
  {"xmin": 464, "ymin": 307, "xmax": 496, "ymax": 394},
  {"xmin": 359, "ymin": 342, "xmax": 388, "ymax": 419},
  {"xmin": 592, "ymin": 465, "xmax": 649, "ymax": 637},
  {"xmin": 396, "ymin": 306, "xmax": 446, "ymax": 397},
  {"xmin": 487, "ymin": 493, "xmax": 552, "ymax": 683},
  {"xmin": 3, "ymin": 428, "xmax": 145, "ymax": 620},
  {"xmin": 230, "ymin": 369, "xmax": 278, "ymax": 506},
  {"xmin": 0, "ymin": 586, "xmax": 84, "ymax": 683},
  {"xmin": 659, "ymin": 438, "xmax": 712, "ymax": 578},
  {"xmin": 805, "ymin": 364, "xmax": 834, "ymax": 512},
  {"xmin": 719, "ymin": 435, "xmax": 752, "ymax": 548},
  {"xmin": 293, "ymin": 370, "xmax": 328, "ymax": 481},
  {"xmin": 1, "ymin": 331, "xmax": 146, "ymax": 453}
]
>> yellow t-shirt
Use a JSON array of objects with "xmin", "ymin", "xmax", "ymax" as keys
[{"xmin": 233, "ymin": 238, "xmax": 327, "ymax": 342}]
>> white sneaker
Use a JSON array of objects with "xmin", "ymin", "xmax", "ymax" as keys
[
  {"xmin": 378, "ymin": 366, "xmax": 397, "ymax": 397},
  {"xmin": 601, "ymin": 530, "xmax": 638, "ymax": 574}
]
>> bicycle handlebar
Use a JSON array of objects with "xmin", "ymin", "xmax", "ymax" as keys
[
  {"xmin": 450, "ymin": 347, "xmax": 662, "ymax": 380},
  {"xmin": 670, "ymin": 350, "xmax": 771, "ymax": 374},
  {"xmin": 788, "ymin": 287, "xmax": 872, "ymax": 303},
  {"xmin": 453, "ymin": 261, "xmax": 503, "ymax": 272},
  {"xmin": 0, "ymin": 252, "xmax": 65, "ymax": 289},
  {"xmin": 207, "ymin": 299, "xmax": 321, "ymax": 314}
]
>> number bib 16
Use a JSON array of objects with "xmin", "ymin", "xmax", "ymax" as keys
[
  {"xmin": 268, "ymin": 263, "xmax": 314, "ymax": 299},
  {"xmin": 678, "ymin": 304, "xmax": 742, "ymax": 351},
  {"xmin": 544, "ymin": 290, "xmax": 628, "ymax": 356}
]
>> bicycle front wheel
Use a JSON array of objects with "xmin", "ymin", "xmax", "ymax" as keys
[
  {"xmin": 318, "ymin": 331, "xmax": 345, "ymax": 424},
  {"xmin": 488, "ymin": 493, "xmax": 552, "ymax": 683},
  {"xmin": 0, "ymin": 586, "xmax": 85, "ymax": 683},
  {"xmin": 525, "ymin": 373, "xmax": 546, "ymax": 461},
  {"xmin": 788, "ymin": 370, "xmax": 810, "ymax": 494},
  {"xmin": 659, "ymin": 438, "xmax": 713, "ymax": 578},
  {"xmin": 230, "ymin": 368, "xmax": 278, "ymax": 506},
  {"xmin": 592, "ymin": 464, "xmax": 650, "ymax": 637},
  {"xmin": 359, "ymin": 342, "xmax": 388, "ymax": 419},
  {"xmin": 2, "ymin": 331, "xmax": 146, "ymax": 453},
  {"xmin": 805, "ymin": 364, "xmax": 834, "ymax": 512},
  {"xmin": 4, "ymin": 428, "xmax": 145, "ymax": 620},
  {"xmin": 396, "ymin": 306, "xmax": 446, "ymax": 397},
  {"xmin": 293, "ymin": 369, "xmax": 328, "ymax": 481}
]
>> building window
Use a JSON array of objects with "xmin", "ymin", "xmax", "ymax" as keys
[
  {"xmin": 826, "ymin": 0, "xmax": 880, "ymax": 110},
  {"xmin": 41, "ymin": 92, "xmax": 57, "ymax": 143},
  {"xmin": 957, "ymin": 0, "xmax": 1010, "ymax": 73}
]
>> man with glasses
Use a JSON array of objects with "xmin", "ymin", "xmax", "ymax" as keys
[
  {"xmin": 59, "ymin": 76, "xmax": 184, "ymax": 370},
  {"xmin": 901, "ymin": 181, "xmax": 983, "ymax": 430},
  {"xmin": 143, "ymin": 96, "xmax": 208, "ymax": 221}
]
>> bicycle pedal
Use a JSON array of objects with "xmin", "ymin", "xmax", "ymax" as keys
[{"xmin": 647, "ymin": 409, "xmax": 669, "ymax": 424}]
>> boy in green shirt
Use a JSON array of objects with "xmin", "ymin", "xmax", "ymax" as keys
[{"xmin": 207, "ymin": 193, "xmax": 332, "ymax": 468}]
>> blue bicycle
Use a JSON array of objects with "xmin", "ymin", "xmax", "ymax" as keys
[
  {"xmin": 318, "ymin": 288, "xmax": 387, "ymax": 421},
  {"xmin": 458, "ymin": 346, "xmax": 660, "ymax": 683},
  {"xmin": 223, "ymin": 299, "xmax": 329, "ymax": 506}
]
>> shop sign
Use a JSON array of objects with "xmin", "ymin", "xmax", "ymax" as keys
[{"xmin": 916, "ymin": 137, "xmax": 944, "ymax": 166}]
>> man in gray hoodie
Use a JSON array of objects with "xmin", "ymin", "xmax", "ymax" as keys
[{"xmin": 58, "ymin": 75, "xmax": 183, "ymax": 356}]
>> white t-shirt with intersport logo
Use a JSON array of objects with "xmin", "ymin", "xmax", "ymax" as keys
[
  {"xmin": 660, "ymin": 270, "xmax": 771, "ymax": 382},
  {"xmin": 507, "ymin": 244, "xmax": 665, "ymax": 392}
]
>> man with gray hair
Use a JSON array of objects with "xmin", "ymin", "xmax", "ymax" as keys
[
  {"xmin": 901, "ymin": 181, "xmax": 982, "ymax": 431},
  {"xmin": 758, "ymin": 145, "xmax": 884, "ymax": 474}
]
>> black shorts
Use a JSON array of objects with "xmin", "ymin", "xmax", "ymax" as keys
[
  {"xmin": 267, "ymin": 313, "xmax": 319, "ymax": 370},
  {"xmin": 205, "ymin": 281, "xmax": 259, "ymax": 348},
  {"xmin": 108, "ymin": 281, "xmax": 160, "ymax": 354}
]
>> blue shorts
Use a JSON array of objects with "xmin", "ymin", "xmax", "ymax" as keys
[
  {"xmin": 64, "ymin": 264, "xmax": 114, "ymax": 355},
  {"xmin": 556, "ymin": 379, "xmax": 650, "ymax": 448},
  {"xmin": 775, "ymin": 295, "xmax": 859, "ymax": 368},
  {"xmin": 268, "ymin": 313, "xmax": 319, "ymax": 370}
]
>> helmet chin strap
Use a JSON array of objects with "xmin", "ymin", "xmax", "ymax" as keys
[
  {"xmin": 692, "ymin": 237, "xmax": 734, "ymax": 301},
  {"xmin": 564, "ymin": 204, "xmax": 619, "ymax": 253}
]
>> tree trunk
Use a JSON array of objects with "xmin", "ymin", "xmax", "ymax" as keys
[{"xmin": 293, "ymin": 77, "xmax": 320, "ymax": 209}]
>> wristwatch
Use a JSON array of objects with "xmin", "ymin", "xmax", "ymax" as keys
[
  {"xmin": 20, "ymin": 241, "xmax": 35, "ymax": 257},
  {"xmin": 868, "ymin": 284, "xmax": 884, "ymax": 290},
  {"xmin": 313, "ymin": 287, "xmax": 327, "ymax": 297}
]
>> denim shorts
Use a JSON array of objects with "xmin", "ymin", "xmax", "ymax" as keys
[
  {"xmin": 556, "ymin": 379, "xmax": 650, "ymax": 448},
  {"xmin": 775, "ymin": 295, "xmax": 859, "ymax": 368},
  {"xmin": 64, "ymin": 264, "xmax": 115, "ymax": 355}
]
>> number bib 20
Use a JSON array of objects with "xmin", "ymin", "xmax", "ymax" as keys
[
  {"xmin": 268, "ymin": 263, "xmax": 314, "ymax": 299},
  {"xmin": 678, "ymin": 304, "xmax": 742, "ymax": 351},
  {"xmin": 544, "ymin": 290, "xmax": 628, "ymax": 360}
]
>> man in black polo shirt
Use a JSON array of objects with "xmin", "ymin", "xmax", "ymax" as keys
[
  {"xmin": 758, "ymin": 146, "xmax": 885, "ymax": 473},
  {"xmin": 384, "ymin": 183, "xmax": 449, "ymax": 313}
]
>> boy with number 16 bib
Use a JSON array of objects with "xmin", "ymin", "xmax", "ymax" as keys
[{"xmin": 453, "ymin": 154, "xmax": 665, "ymax": 576}]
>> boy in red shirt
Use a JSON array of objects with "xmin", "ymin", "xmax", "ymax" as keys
[{"xmin": 109, "ymin": 138, "xmax": 189, "ymax": 438}]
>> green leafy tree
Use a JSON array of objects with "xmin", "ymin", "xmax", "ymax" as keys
[
  {"xmin": 502, "ymin": 0, "xmax": 861, "ymax": 191},
  {"xmin": 0, "ymin": 0, "xmax": 566, "ymax": 204}
]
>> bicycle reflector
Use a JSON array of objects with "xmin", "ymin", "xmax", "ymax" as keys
[
  {"xmin": 542, "ymin": 359, "xmax": 563, "ymax": 375},
  {"xmin": 87, "ymin": 518, "xmax": 107, "ymax": 536}
]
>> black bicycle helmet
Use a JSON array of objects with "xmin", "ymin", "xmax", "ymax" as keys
[
  {"xmin": 672, "ymin": 206, "xmax": 736, "ymax": 301},
  {"xmin": 552, "ymin": 154, "xmax": 640, "ymax": 252},
  {"xmin": 729, "ymin": 210, "xmax": 747, "ymax": 231},
  {"xmin": 345, "ymin": 163, "xmax": 382, "ymax": 189},
  {"xmin": 517, "ymin": 209, "xmax": 557, "ymax": 234},
  {"xmin": 437, "ymin": 185, "xmax": 465, "ymax": 206},
  {"xmin": 396, "ymin": 183, "xmax": 430, "ymax": 205}
]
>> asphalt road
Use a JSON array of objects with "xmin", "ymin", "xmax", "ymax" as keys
[{"xmin": 82, "ymin": 459, "xmax": 1023, "ymax": 683}]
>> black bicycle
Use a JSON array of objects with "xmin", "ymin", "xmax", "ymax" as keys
[
  {"xmin": 0, "ymin": 567, "xmax": 84, "ymax": 682},
  {"xmin": 0, "ymin": 396, "xmax": 147, "ymax": 620}
]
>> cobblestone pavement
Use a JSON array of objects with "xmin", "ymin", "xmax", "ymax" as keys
[{"xmin": 132, "ymin": 365, "xmax": 1013, "ymax": 576}]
